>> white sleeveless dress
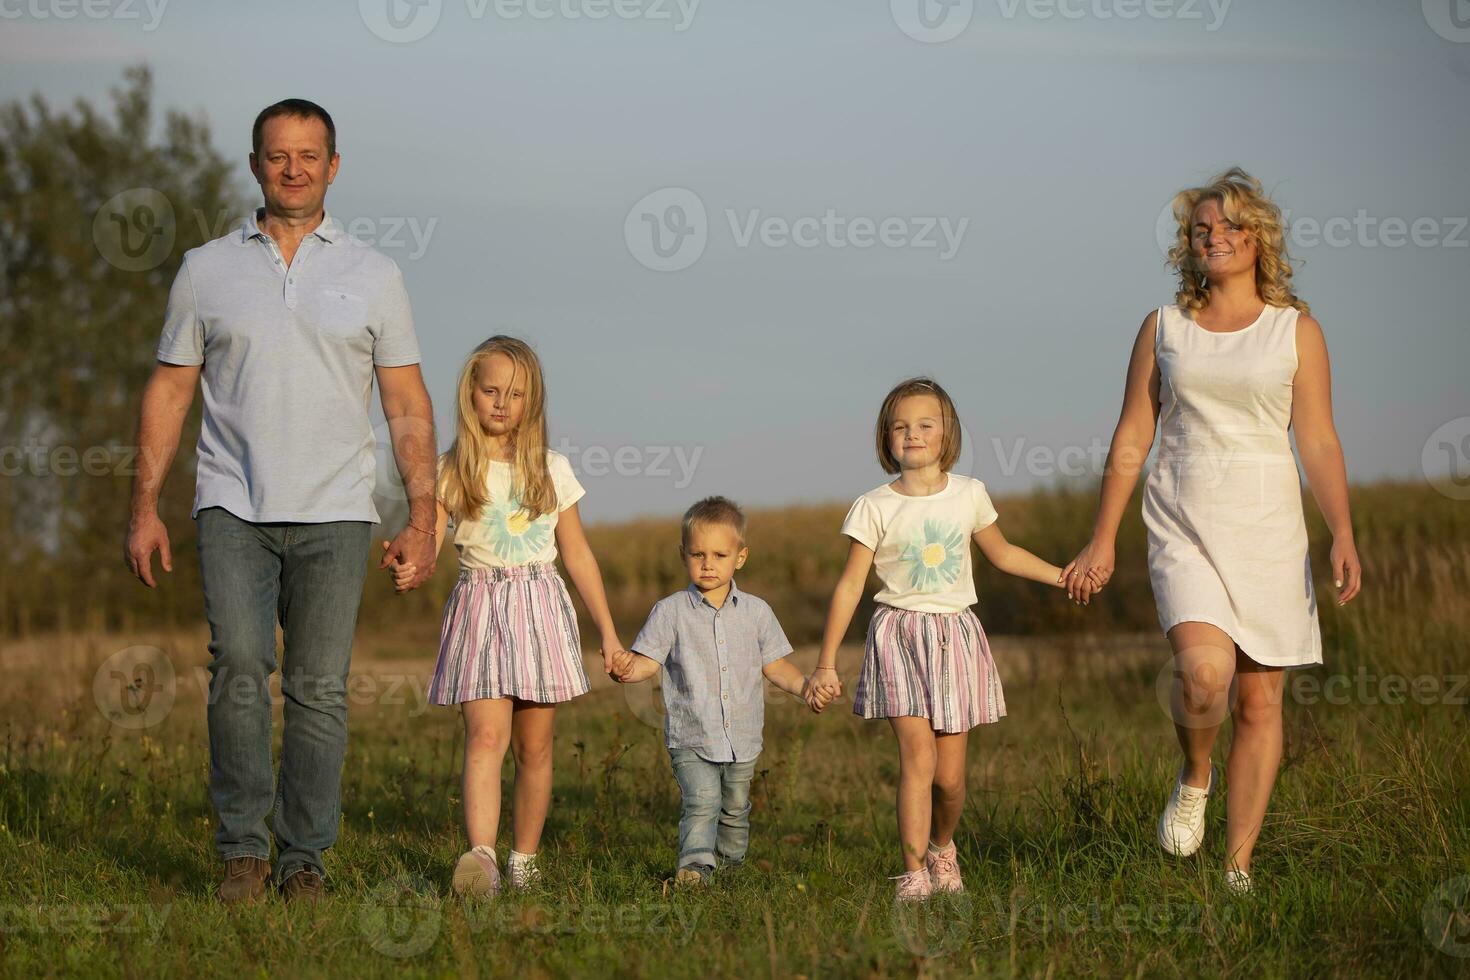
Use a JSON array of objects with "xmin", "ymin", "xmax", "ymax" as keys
[{"xmin": 1141, "ymin": 304, "xmax": 1323, "ymax": 667}]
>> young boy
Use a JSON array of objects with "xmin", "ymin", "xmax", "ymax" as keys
[{"xmin": 610, "ymin": 496, "xmax": 829, "ymax": 884}]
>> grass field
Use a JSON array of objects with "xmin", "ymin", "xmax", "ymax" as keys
[
  {"xmin": 2, "ymin": 482, "xmax": 1468, "ymax": 977},
  {"xmin": 2, "ymin": 628, "xmax": 1467, "ymax": 978}
]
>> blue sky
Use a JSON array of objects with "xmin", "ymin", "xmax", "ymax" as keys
[{"xmin": 4, "ymin": 0, "xmax": 1468, "ymax": 523}]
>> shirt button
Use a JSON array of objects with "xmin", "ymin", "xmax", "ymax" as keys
[
  {"xmin": 722, "ymin": 693, "xmax": 728, "ymax": 700},
  {"xmin": 721, "ymin": 666, "xmax": 726, "ymax": 672}
]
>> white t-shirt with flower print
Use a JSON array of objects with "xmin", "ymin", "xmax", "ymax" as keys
[
  {"xmin": 839, "ymin": 473, "xmax": 999, "ymax": 614},
  {"xmin": 441, "ymin": 450, "xmax": 586, "ymax": 570}
]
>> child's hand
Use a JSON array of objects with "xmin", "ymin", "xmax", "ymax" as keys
[
  {"xmin": 802, "ymin": 676, "xmax": 834, "ymax": 713},
  {"xmin": 383, "ymin": 540, "xmax": 417, "ymax": 594},
  {"xmin": 807, "ymin": 667, "xmax": 841, "ymax": 713},
  {"xmin": 606, "ymin": 648, "xmax": 635, "ymax": 682},
  {"xmin": 601, "ymin": 646, "xmax": 628, "ymax": 680}
]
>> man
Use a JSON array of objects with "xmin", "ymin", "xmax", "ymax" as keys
[{"xmin": 124, "ymin": 99, "xmax": 437, "ymax": 905}]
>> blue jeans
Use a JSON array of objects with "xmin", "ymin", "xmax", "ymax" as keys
[
  {"xmin": 196, "ymin": 506, "xmax": 371, "ymax": 884},
  {"xmin": 668, "ymin": 747, "xmax": 758, "ymax": 871}
]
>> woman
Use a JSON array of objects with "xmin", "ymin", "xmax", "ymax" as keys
[{"xmin": 1063, "ymin": 167, "xmax": 1362, "ymax": 893}]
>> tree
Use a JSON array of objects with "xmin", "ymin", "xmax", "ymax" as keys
[{"xmin": 0, "ymin": 65, "xmax": 246, "ymax": 634}]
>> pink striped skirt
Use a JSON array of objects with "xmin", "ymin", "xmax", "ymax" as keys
[
  {"xmin": 852, "ymin": 604, "xmax": 1006, "ymax": 733},
  {"xmin": 427, "ymin": 563, "xmax": 590, "ymax": 706}
]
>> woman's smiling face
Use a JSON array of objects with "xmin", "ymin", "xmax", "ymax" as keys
[{"xmin": 1190, "ymin": 197, "xmax": 1257, "ymax": 280}]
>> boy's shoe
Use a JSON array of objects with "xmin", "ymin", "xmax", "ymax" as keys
[
  {"xmin": 1157, "ymin": 765, "xmax": 1214, "ymax": 857},
  {"xmin": 925, "ymin": 841, "xmax": 964, "ymax": 894},
  {"xmin": 1224, "ymin": 869, "xmax": 1253, "ymax": 894},
  {"xmin": 674, "ymin": 866, "xmax": 711, "ymax": 887},
  {"xmin": 891, "ymin": 867, "xmax": 933, "ymax": 903},
  {"xmin": 218, "ymin": 856, "xmax": 271, "ymax": 905},
  {"xmin": 280, "ymin": 869, "xmax": 325, "ymax": 906},
  {"xmin": 452, "ymin": 846, "xmax": 501, "ymax": 898}
]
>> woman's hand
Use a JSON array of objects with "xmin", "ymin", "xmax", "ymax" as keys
[
  {"xmin": 1060, "ymin": 537, "xmax": 1115, "ymax": 605},
  {"xmin": 1330, "ymin": 535, "xmax": 1363, "ymax": 605}
]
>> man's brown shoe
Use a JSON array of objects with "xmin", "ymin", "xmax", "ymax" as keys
[
  {"xmin": 281, "ymin": 869, "xmax": 325, "ymax": 906},
  {"xmin": 218, "ymin": 856, "xmax": 271, "ymax": 905}
]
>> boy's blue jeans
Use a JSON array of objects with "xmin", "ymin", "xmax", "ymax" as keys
[
  {"xmin": 195, "ymin": 506, "xmax": 371, "ymax": 885},
  {"xmin": 668, "ymin": 747, "xmax": 758, "ymax": 872}
]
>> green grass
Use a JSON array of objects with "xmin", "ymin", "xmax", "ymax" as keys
[{"xmin": 2, "ymin": 630, "xmax": 1467, "ymax": 978}]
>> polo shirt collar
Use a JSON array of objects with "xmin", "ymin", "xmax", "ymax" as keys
[
  {"xmin": 685, "ymin": 579, "xmax": 741, "ymax": 609},
  {"xmin": 241, "ymin": 207, "xmax": 342, "ymax": 244}
]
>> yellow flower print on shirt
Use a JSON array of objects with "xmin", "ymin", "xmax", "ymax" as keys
[
  {"xmin": 899, "ymin": 519, "xmax": 965, "ymax": 592},
  {"xmin": 481, "ymin": 496, "xmax": 553, "ymax": 563}
]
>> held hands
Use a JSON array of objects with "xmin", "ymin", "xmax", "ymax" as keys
[
  {"xmin": 804, "ymin": 666, "xmax": 841, "ymax": 713},
  {"xmin": 1060, "ymin": 538, "xmax": 1114, "ymax": 605},
  {"xmin": 603, "ymin": 646, "xmax": 636, "ymax": 682},
  {"xmin": 383, "ymin": 541, "xmax": 419, "ymax": 594}
]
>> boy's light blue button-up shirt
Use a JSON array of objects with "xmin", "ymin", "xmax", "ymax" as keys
[{"xmin": 631, "ymin": 580, "xmax": 793, "ymax": 763}]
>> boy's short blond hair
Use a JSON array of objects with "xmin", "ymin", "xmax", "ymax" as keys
[{"xmin": 680, "ymin": 496, "xmax": 747, "ymax": 550}]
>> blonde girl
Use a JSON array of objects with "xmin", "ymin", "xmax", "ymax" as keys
[
  {"xmin": 391, "ymin": 335, "xmax": 624, "ymax": 897},
  {"xmin": 809, "ymin": 378, "xmax": 1069, "ymax": 902}
]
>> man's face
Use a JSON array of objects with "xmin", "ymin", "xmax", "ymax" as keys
[{"xmin": 250, "ymin": 114, "xmax": 338, "ymax": 220}]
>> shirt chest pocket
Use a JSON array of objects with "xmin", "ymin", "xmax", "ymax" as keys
[{"xmin": 306, "ymin": 285, "xmax": 372, "ymax": 344}]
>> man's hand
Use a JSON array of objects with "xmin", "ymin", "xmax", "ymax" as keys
[
  {"xmin": 125, "ymin": 511, "xmax": 173, "ymax": 589},
  {"xmin": 379, "ymin": 523, "xmax": 436, "ymax": 590}
]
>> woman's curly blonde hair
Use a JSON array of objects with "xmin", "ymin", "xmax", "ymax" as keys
[{"xmin": 1165, "ymin": 166, "xmax": 1309, "ymax": 315}]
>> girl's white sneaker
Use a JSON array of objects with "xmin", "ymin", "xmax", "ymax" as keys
[
  {"xmin": 1157, "ymin": 765, "xmax": 1214, "ymax": 857},
  {"xmin": 452, "ymin": 845, "xmax": 501, "ymax": 898},
  {"xmin": 1224, "ymin": 869, "xmax": 1253, "ymax": 894},
  {"xmin": 891, "ymin": 867, "xmax": 933, "ymax": 903}
]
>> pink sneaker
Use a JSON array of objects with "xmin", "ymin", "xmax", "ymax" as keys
[
  {"xmin": 452, "ymin": 845, "xmax": 501, "ymax": 898},
  {"xmin": 925, "ymin": 841, "xmax": 964, "ymax": 894},
  {"xmin": 891, "ymin": 866, "xmax": 933, "ymax": 903}
]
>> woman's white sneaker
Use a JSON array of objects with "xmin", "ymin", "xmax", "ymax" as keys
[
  {"xmin": 1224, "ymin": 869, "xmax": 1252, "ymax": 894},
  {"xmin": 1157, "ymin": 765, "xmax": 1214, "ymax": 856}
]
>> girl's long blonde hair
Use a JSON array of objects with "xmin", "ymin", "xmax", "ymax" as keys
[
  {"xmin": 437, "ymin": 336, "xmax": 557, "ymax": 524},
  {"xmin": 1165, "ymin": 166, "xmax": 1309, "ymax": 315}
]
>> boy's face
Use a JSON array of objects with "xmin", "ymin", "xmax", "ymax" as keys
[
  {"xmin": 888, "ymin": 393, "xmax": 945, "ymax": 470},
  {"xmin": 681, "ymin": 522, "xmax": 747, "ymax": 592}
]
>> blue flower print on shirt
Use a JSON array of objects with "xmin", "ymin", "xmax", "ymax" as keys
[
  {"xmin": 899, "ymin": 519, "xmax": 965, "ymax": 592},
  {"xmin": 480, "ymin": 496, "xmax": 553, "ymax": 563}
]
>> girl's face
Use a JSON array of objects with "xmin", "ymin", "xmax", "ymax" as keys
[
  {"xmin": 471, "ymin": 352, "xmax": 527, "ymax": 440},
  {"xmin": 888, "ymin": 394, "xmax": 945, "ymax": 470},
  {"xmin": 1190, "ymin": 198, "xmax": 1257, "ymax": 281}
]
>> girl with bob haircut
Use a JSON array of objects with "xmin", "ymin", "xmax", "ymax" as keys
[{"xmin": 809, "ymin": 377, "xmax": 1071, "ymax": 902}]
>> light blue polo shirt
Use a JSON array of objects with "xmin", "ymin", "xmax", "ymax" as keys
[
  {"xmin": 156, "ymin": 208, "xmax": 421, "ymax": 524},
  {"xmin": 631, "ymin": 580, "xmax": 794, "ymax": 764}
]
